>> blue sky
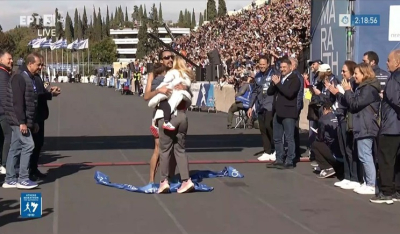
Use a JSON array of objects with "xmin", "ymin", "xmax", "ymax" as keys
[{"xmin": 0, "ymin": 0, "xmax": 251, "ymax": 31}]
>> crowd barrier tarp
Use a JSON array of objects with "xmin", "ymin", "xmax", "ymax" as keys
[
  {"xmin": 214, "ymin": 84, "xmax": 236, "ymax": 113},
  {"xmin": 94, "ymin": 166, "xmax": 244, "ymax": 194},
  {"xmin": 311, "ymin": 0, "xmax": 348, "ymax": 79},
  {"xmin": 354, "ymin": 1, "xmax": 400, "ymax": 63}
]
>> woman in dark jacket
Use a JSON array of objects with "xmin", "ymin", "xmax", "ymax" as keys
[
  {"xmin": 327, "ymin": 60, "xmax": 362, "ymax": 190},
  {"xmin": 341, "ymin": 63, "xmax": 381, "ymax": 195}
]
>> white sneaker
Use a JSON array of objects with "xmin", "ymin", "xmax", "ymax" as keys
[
  {"xmin": 334, "ymin": 179, "xmax": 350, "ymax": 187},
  {"xmin": 269, "ymin": 152, "xmax": 276, "ymax": 161},
  {"xmin": 0, "ymin": 165, "xmax": 6, "ymax": 174},
  {"xmin": 257, "ymin": 152, "xmax": 275, "ymax": 161},
  {"xmin": 353, "ymin": 183, "xmax": 366, "ymax": 193},
  {"xmin": 355, "ymin": 185, "xmax": 376, "ymax": 195},
  {"xmin": 340, "ymin": 181, "xmax": 362, "ymax": 190}
]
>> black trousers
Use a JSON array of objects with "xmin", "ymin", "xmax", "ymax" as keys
[
  {"xmin": 257, "ymin": 110, "xmax": 274, "ymax": 154},
  {"xmin": 158, "ymin": 100, "xmax": 172, "ymax": 122},
  {"xmin": 30, "ymin": 121, "xmax": 45, "ymax": 171},
  {"xmin": 312, "ymin": 141, "xmax": 343, "ymax": 174},
  {"xmin": 0, "ymin": 115, "xmax": 12, "ymax": 166},
  {"xmin": 377, "ymin": 135, "xmax": 400, "ymax": 196},
  {"xmin": 294, "ymin": 110, "xmax": 301, "ymax": 160}
]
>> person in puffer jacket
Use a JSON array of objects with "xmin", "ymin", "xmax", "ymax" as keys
[{"xmin": 341, "ymin": 63, "xmax": 381, "ymax": 195}]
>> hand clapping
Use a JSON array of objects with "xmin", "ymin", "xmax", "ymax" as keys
[
  {"xmin": 272, "ymin": 75, "xmax": 280, "ymax": 85},
  {"xmin": 342, "ymin": 79, "xmax": 351, "ymax": 91}
]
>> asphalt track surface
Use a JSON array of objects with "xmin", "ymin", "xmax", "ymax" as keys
[{"xmin": 1, "ymin": 83, "xmax": 400, "ymax": 234}]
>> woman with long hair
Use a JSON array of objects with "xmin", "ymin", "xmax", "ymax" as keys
[
  {"xmin": 327, "ymin": 60, "xmax": 363, "ymax": 189},
  {"xmin": 149, "ymin": 56, "xmax": 194, "ymax": 131}
]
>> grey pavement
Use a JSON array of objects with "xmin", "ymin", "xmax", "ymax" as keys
[{"xmin": 1, "ymin": 83, "xmax": 400, "ymax": 234}]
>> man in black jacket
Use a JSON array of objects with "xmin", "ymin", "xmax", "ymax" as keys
[
  {"xmin": 30, "ymin": 55, "xmax": 61, "ymax": 179},
  {"xmin": 2, "ymin": 52, "xmax": 41, "ymax": 190},
  {"xmin": 0, "ymin": 49, "xmax": 13, "ymax": 175},
  {"xmin": 371, "ymin": 49, "xmax": 400, "ymax": 204},
  {"xmin": 266, "ymin": 58, "xmax": 301, "ymax": 169}
]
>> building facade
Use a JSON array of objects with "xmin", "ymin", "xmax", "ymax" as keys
[{"xmin": 110, "ymin": 27, "xmax": 191, "ymax": 63}]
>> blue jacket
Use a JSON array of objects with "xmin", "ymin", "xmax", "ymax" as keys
[
  {"xmin": 293, "ymin": 69, "xmax": 304, "ymax": 112},
  {"xmin": 249, "ymin": 67, "xmax": 278, "ymax": 112},
  {"xmin": 316, "ymin": 111, "xmax": 342, "ymax": 158},
  {"xmin": 380, "ymin": 68, "xmax": 400, "ymax": 135},
  {"xmin": 344, "ymin": 78, "xmax": 381, "ymax": 139},
  {"xmin": 235, "ymin": 83, "xmax": 252, "ymax": 108}
]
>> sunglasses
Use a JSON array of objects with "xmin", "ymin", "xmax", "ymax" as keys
[
  {"xmin": 341, "ymin": 70, "xmax": 347, "ymax": 73},
  {"xmin": 162, "ymin": 55, "xmax": 175, "ymax": 60}
]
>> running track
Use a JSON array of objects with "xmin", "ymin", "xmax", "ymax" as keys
[{"xmin": 1, "ymin": 83, "xmax": 400, "ymax": 234}]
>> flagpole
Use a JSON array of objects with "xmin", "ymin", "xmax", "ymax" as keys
[
  {"xmin": 62, "ymin": 49, "xmax": 64, "ymax": 77},
  {"xmin": 66, "ymin": 49, "xmax": 68, "ymax": 76},
  {"xmin": 56, "ymin": 49, "xmax": 58, "ymax": 75},
  {"xmin": 82, "ymin": 49, "xmax": 84, "ymax": 76}
]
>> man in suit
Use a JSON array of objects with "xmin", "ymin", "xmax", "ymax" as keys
[{"xmin": 266, "ymin": 58, "xmax": 301, "ymax": 169}]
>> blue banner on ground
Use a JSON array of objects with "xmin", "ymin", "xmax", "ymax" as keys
[
  {"xmin": 20, "ymin": 193, "xmax": 42, "ymax": 218},
  {"xmin": 196, "ymin": 83, "xmax": 215, "ymax": 107},
  {"xmin": 94, "ymin": 166, "xmax": 244, "ymax": 194}
]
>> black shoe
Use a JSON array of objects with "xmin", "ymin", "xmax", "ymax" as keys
[
  {"xmin": 370, "ymin": 192, "xmax": 394, "ymax": 204},
  {"xmin": 276, "ymin": 163, "xmax": 294, "ymax": 170},
  {"xmin": 30, "ymin": 169, "xmax": 47, "ymax": 179},
  {"xmin": 266, "ymin": 162, "xmax": 283, "ymax": 168},
  {"xmin": 392, "ymin": 192, "xmax": 400, "ymax": 202}
]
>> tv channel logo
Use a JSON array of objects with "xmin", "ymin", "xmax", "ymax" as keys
[{"xmin": 20, "ymin": 14, "xmax": 57, "ymax": 27}]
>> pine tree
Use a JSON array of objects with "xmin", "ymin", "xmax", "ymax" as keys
[
  {"xmin": 191, "ymin": 9, "xmax": 196, "ymax": 28},
  {"xmin": 97, "ymin": 8, "xmax": 103, "ymax": 40},
  {"xmin": 119, "ymin": 6, "xmax": 124, "ymax": 23},
  {"xmin": 143, "ymin": 5, "xmax": 147, "ymax": 19},
  {"xmin": 199, "ymin": 13, "xmax": 203, "ymax": 27},
  {"xmin": 92, "ymin": 7, "xmax": 97, "ymax": 40},
  {"xmin": 136, "ymin": 17, "xmax": 148, "ymax": 59},
  {"xmin": 139, "ymin": 5, "xmax": 143, "ymax": 20},
  {"xmin": 204, "ymin": 9, "xmax": 207, "ymax": 21},
  {"xmin": 82, "ymin": 7, "xmax": 88, "ymax": 38},
  {"xmin": 73, "ymin": 8, "xmax": 79, "ymax": 39},
  {"xmin": 77, "ymin": 14, "xmax": 83, "ymax": 39},
  {"xmin": 207, "ymin": 0, "xmax": 217, "ymax": 21},
  {"xmin": 114, "ymin": 7, "xmax": 118, "ymax": 25},
  {"xmin": 125, "ymin": 7, "xmax": 129, "ymax": 22},
  {"xmin": 64, "ymin": 13, "xmax": 73, "ymax": 42},
  {"xmin": 178, "ymin": 11, "xmax": 184, "ymax": 27},
  {"xmin": 132, "ymin": 6, "xmax": 139, "ymax": 21},
  {"xmin": 218, "ymin": 0, "xmax": 227, "ymax": 17},
  {"xmin": 151, "ymin": 4, "xmax": 158, "ymax": 21},
  {"xmin": 0, "ymin": 24, "xmax": 2, "ymax": 32},
  {"xmin": 158, "ymin": 3, "xmax": 163, "ymax": 22},
  {"xmin": 102, "ymin": 17, "xmax": 108, "ymax": 38},
  {"xmin": 55, "ymin": 8, "xmax": 64, "ymax": 39},
  {"xmin": 106, "ymin": 6, "xmax": 110, "ymax": 36}
]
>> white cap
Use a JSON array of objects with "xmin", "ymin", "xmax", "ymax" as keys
[{"xmin": 318, "ymin": 64, "xmax": 331, "ymax": 72}]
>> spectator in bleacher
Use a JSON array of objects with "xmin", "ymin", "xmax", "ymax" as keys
[
  {"xmin": 327, "ymin": 60, "xmax": 362, "ymax": 190},
  {"xmin": 372, "ymin": 49, "xmax": 400, "ymax": 204},
  {"xmin": 311, "ymin": 102, "xmax": 343, "ymax": 178},
  {"xmin": 266, "ymin": 58, "xmax": 300, "ymax": 169},
  {"xmin": 248, "ymin": 56, "xmax": 278, "ymax": 161},
  {"xmin": 362, "ymin": 51, "xmax": 390, "ymax": 90},
  {"xmin": 0, "ymin": 49, "xmax": 13, "ymax": 175},
  {"xmin": 341, "ymin": 63, "xmax": 381, "ymax": 195},
  {"xmin": 227, "ymin": 76, "xmax": 253, "ymax": 129}
]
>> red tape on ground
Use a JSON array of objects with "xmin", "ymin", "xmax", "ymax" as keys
[{"xmin": 39, "ymin": 158, "xmax": 311, "ymax": 167}]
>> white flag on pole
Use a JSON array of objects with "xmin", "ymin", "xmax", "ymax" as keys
[{"xmin": 31, "ymin": 38, "xmax": 47, "ymax": 48}]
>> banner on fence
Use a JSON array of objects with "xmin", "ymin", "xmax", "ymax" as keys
[{"xmin": 191, "ymin": 82, "xmax": 216, "ymax": 107}]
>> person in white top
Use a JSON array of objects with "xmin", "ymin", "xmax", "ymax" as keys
[{"xmin": 148, "ymin": 56, "xmax": 194, "ymax": 131}]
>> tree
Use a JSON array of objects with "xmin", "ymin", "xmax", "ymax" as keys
[
  {"xmin": 204, "ymin": 9, "xmax": 207, "ymax": 21},
  {"xmin": 82, "ymin": 7, "xmax": 88, "ymax": 38},
  {"xmin": 206, "ymin": 0, "xmax": 217, "ymax": 21},
  {"xmin": 105, "ymin": 6, "xmax": 110, "ymax": 36},
  {"xmin": 77, "ymin": 14, "xmax": 83, "ymax": 39},
  {"xmin": 125, "ymin": 7, "xmax": 129, "ymax": 22},
  {"xmin": 64, "ymin": 13, "xmax": 74, "ymax": 42},
  {"xmin": 0, "ymin": 24, "xmax": 2, "ymax": 32},
  {"xmin": 29, "ymin": 13, "xmax": 43, "ymax": 29},
  {"xmin": 158, "ymin": 3, "xmax": 163, "ymax": 22},
  {"xmin": 218, "ymin": 0, "xmax": 227, "ymax": 17},
  {"xmin": 191, "ymin": 9, "xmax": 196, "ymax": 28},
  {"xmin": 91, "ymin": 37, "xmax": 117, "ymax": 63},
  {"xmin": 139, "ymin": 5, "xmax": 144, "ymax": 20},
  {"xmin": 0, "ymin": 32, "xmax": 15, "ymax": 52},
  {"xmin": 55, "ymin": 8, "xmax": 64, "ymax": 39},
  {"xmin": 143, "ymin": 5, "xmax": 147, "ymax": 18},
  {"xmin": 136, "ymin": 17, "xmax": 148, "ymax": 59},
  {"xmin": 199, "ymin": 13, "xmax": 204, "ymax": 27},
  {"xmin": 73, "ymin": 9, "xmax": 79, "ymax": 39},
  {"xmin": 178, "ymin": 11, "xmax": 184, "ymax": 27},
  {"xmin": 96, "ymin": 8, "xmax": 103, "ymax": 40}
]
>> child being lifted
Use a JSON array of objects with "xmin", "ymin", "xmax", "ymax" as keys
[{"xmin": 149, "ymin": 56, "xmax": 194, "ymax": 132}]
